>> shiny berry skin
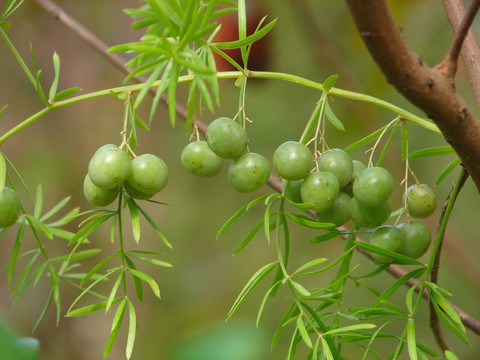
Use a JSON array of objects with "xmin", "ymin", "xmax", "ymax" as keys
[
  {"xmin": 206, "ymin": 117, "xmax": 248, "ymax": 159},
  {"xmin": 369, "ymin": 225, "xmax": 405, "ymax": 263},
  {"xmin": 83, "ymin": 174, "xmax": 120, "ymax": 207},
  {"xmin": 0, "ymin": 187, "xmax": 21, "ymax": 228},
  {"xmin": 273, "ymin": 141, "xmax": 313, "ymax": 181},
  {"xmin": 127, "ymin": 154, "xmax": 168, "ymax": 195},
  {"xmin": 349, "ymin": 197, "xmax": 392, "ymax": 228},
  {"xmin": 228, "ymin": 153, "xmax": 270, "ymax": 193},
  {"xmin": 181, "ymin": 141, "xmax": 223, "ymax": 177},
  {"xmin": 353, "ymin": 167, "xmax": 394, "ymax": 207},
  {"xmin": 397, "ymin": 221, "xmax": 432, "ymax": 259},
  {"xmin": 317, "ymin": 148, "xmax": 354, "ymax": 187},
  {"xmin": 300, "ymin": 171, "xmax": 339, "ymax": 212},
  {"xmin": 123, "ymin": 181, "xmax": 153, "ymax": 200},
  {"xmin": 342, "ymin": 160, "xmax": 366, "ymax": 197},
  {"xmin": 282, "ymin": 179, "xmax": 304, "ymax": 204},
  {"xmin": 316, "ymin": 191, "xmax": 351, "ymax": 226},
  {"xmin": 88, "ymin": 145, "xmax": 131, "ymax": 189},
  {"xmin": 404, "ymin": 184, "xmax": 437, "ymax": 218}
]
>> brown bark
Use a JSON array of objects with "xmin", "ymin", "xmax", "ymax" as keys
[{"xmin": 345, "ymin": 0, "xmax": 480, "ymax": 194}]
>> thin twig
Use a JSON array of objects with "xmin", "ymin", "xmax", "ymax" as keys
[
  {"xmin": 429, "ymin": 168, "xmax": 469, "ymax": 352},
  {"xmin": 436, "ymin": 0, "xmax": 480, "ymax": 79},
  {"xmin": 32, "ymin": 0, "xmax": 480, "ymax": 337},
  {"xmin": 442, "ymin": 0, "xmax": 480, "ymax": 113}
]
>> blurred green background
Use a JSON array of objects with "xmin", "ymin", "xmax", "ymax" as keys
[{"xmin": 0, "ymin": 0, "xmax": 479, "ymax": 359}]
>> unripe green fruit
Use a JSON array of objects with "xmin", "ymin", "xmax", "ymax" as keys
[
  {"xmin": 404, "ymin": 184, "xmax": 437, "ymax": 218},
  {"xmin": 181, "ymin": 141, "xmax": 223, "ymax": 177},
  {"xmin": 370, "ymin": 225, "xmax": 405, "ymax": 263},
  {"xmin": 300, "ymin": 171, "xmax": 339, "ymax": 212},
  {"xmin": 127, "ymin": 154, "xmax": 168, "ymax": 195},
  {"xmin": 353, "ymin": 167, "xmax": 394, "ymax": 207},
  {"xmin": 282, "ymin": 179, "xmax": 304, "ymax": 204},
  {"xmin": 317, "ymin": 148, "xmax": 354, "ymax": 187},
  {"xmin": 349, "ymin": 197, "xmax": 392, "ymax": 228},
  {"xmin": 206, "ymin": 117, "xmax": 248, "ymax": 159},
  {"xmin": 83, "ymin": 174, "xmax": 120, "ymax": 206},
  {"xmin": 0, "ymin": 187, "xmax": 21, "ymax": 228},
  {"xmin": 273, "ymin": 141, "xmax": 313, "ymax": 181},
  {"xmin": 88, "ymin": 145, "xmax": 131, "ymax": 189},
  {"xmin": 228, "ymin": 153, "xmax": 270, "ymax": 193},
  {"xmin": 123, "ymin": 181, "xmax": 152, "ymax": 200},
  {"xmin": 397, "ymin": 221, "xmax": 431, "ymax": 259},
  {"xmin": 342, "ymin": 160, "xmax": 366, "ymax": 197},
  {"xmin": 316, "ymin": 191, "xmax": 351, "ymax": 226}
]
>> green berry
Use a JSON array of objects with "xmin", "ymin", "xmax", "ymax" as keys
[
  {"xmin": 370, "ymin": 225, "xmax": 405, "ymax": 263},
  {"xmin": 317, "ymin": 148, "xmax": 353, "ymax": 187},
  {"xmin": 404, "ymin": 184, "xmax": 437, "ymax": 218},
  {"xmin": 228, "ymin": 153, "xmax": 270, "ymax": 193},
  {"xmin": 300, "ymin": 171, "xmax": 339, "ymax": 212},
  {"xmin": 316, "ymin": 191, "xmax": 351, "ymax": 227},
  {"xmin": 83, "ymin": 174, "xmax": 120, "ymax": 206},
  {"xmin": 88, "ymin": 145, "xmax": 131, "ymax": 189},
  {"xmin": 273, "ymin": 141, "xmax": 313, "ymax": 181},
  {"xmin": 127, "ymin": 154, "xmax": 168, "ymax": 195},
  {"xmin": 398, "ymin": 221, "xmax": 431, "ymax": 259},
  {"xmin": 0, "ymin": 187, "xmax": 21, "ymax": 228},
  {"xmin": 349, "ymin": 197, "xmax": 392, "ymax": 228},
  {"xmin": 353, "ymin": 167, "xmax": 394, "ymax": 207},
  {"xmin": 206, "ymin": 117, "xmax": 248, "ymax": 159},
  {"xmin": 181, "ymin": 141, "xmax": 223, "ymax": 177}
]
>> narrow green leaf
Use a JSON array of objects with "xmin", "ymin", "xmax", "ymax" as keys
[
  {"xmin": 444, "ymin": 350, "xmax": 459, "ymax": 360},
  {"xmin": 271, "ymin": 303, "xmax": 296, "ymax": 349},
  {"xmin": 40, "ymin": 196, "xmax": 71, "ymax": 222},
  {"xmin": 289, "ymin": 280, "xmax": 311, "ymax": 297},
  {"xmin": 233, "ymin": 217, "xmax": 264, "ymax": 254},
  {"xmin": 325, "ymin": 101, "xmax": 345, "ymax": 131},
  {"xmin": 103, "ymin": 299, "xmax": 127, "ymax": 359},
  {"xmin": 285, "ymin": 211, "xmax": 335, "ymax": 230},
  {"xmin": 371, "ymin": 267, "xmax": 426, "ymax": 308},
  {"xmin": 407, "ymin": 318, "xmax": 418, "ymax": 360},
  {"xmin": 227, "ymin": 261, "xmax": 278, "ymax": 319},
  {"xmin": 124, "ymin": 194, "xmax": 141, "ymax": 243},
  {"xmin": 0, "ymin": 152, "xmax": 5, "ymax": 192},
  {"xmin": 33, "ymin": 184, "xmax": 43, "ymax": 219},
  {"xmin": 106, "ymin": 273, "xmax": 123, "ymax": 314},
  {"xmin": 136, "ymin": 204, "xmax": 172, "ymax": 248},
  {"xmin": 128, "ymin": 253, "xmax": 173, "ymax": 268},
  {"xmin": 4, "ymin": 154, "xmax": 33, "ymax": 199},
  {"xmin": 127, "ymin": 268, "xmax": 161, "ymax": 299},
  {"xmin": 428, "ymin": 286, "xmax": 465, "ymax": 334},
  {"xmin": 430, "ymin": 299, "xmax": 470, "ymax": 345},
  {"xmin": 125, "ymin": 255, "xmax": 143, "ymax": 302},
  {"xmin": 323, "ymin": 323, "xmax": 376, "ymax": 336},
  {"xmin": 53, "ymin": 87, "xmax": 82, "ymax": 102},
  {"xmin": 435, "ymin": 157, "xmax": 461, "ymax": 185},
  {"xmin": 416, "ymin": 343, "xmax": 439, "ymax": 358},
  {"xmin": 256, "ymin": 280, "xmax": 282, "ymax": 327},
  {"xmin": 48, "ymin": 52, "xmax": 60, "ymax": 102},
  {"xmin": 320, "ymin": 336, "xmax": 334, "ymax": 360},
  {"xmin": 66, "ymin": 298, "xmax": 122, "ymax": 317},
  {"xmin": 51, "ymin": 249, "xmax": 101, "ymax": 262},
  {"xmin": 292, "ymin": 258, "xmax": 328, "ymax": 276},
  {"xmin": 323, "ymin": 74, "xmax": 338, "ymax": 92},
  {"xmin": 213, "ymin": 18, "xmax": 276, "ymax": 49},
  {"xmin": 8, "ymin": 221, "xmax": 25, "ymax": 286},
  {"xmin": 296, "ymin": 315, "xmax": 313, "ymax": 349},
  {"xmin": 26, "ymin": 215, "xmax": 52, "ymax": 240},
  {"xmin": 33, "ymin": 289, "xmax": 53, "ymax": 333},
  {"xmin": 82, "ymin": 254, "xmax": 118, "ymax": 285},
  {"xmin": 168, "ymin": 63, "xmax": 179, "ymax": 126},
  {"xmin": 307, "ymin": 230, "xmax": 343, "ymax": 244},
  {"xmin": 345, "ymin": 124, "xmax": 389, "ymax": 152},
  {"xmin": 409, "ymin": 146, "xmax": 454, "ymax": 159},
  {"xmin": 126, "ymin": 299, "xmax": 137, "ymax": 359},
  {"xmin": 405, "ymin": 283, "xmax": 422, "ymax": 314},
  {"xmin": 354, "ymin": 240, "xmax": 425, "ymax": 266}
]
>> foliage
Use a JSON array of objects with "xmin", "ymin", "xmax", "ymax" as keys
[{"xmin": 0, "ymin": 0, "xmax": 475, "ymax": 359}]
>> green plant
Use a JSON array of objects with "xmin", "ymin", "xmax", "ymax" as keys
[
  {"xmin": 404, "ymin": 184, "xmax": 438, "ymax": 219},
  {"xmin": 1, "ymin": 0, "xmax": 480, "ymax": 359}
]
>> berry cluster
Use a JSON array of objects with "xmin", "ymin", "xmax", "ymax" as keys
[
  {"xmin": 181, "ymin": 117, "xmax": 271, "ymax": 193},
  {"xmin": 274, "ymin": 142, "xmax": 437, "ymax": 262},
  {"xmin": 84, "ymin": 144, "xmax": 168, "ymax": 206}
]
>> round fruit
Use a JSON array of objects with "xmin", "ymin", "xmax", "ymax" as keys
[
  {"xmin": 342, "ymin": 160, "xmax": 366, "ymax": 197},
  {"xmin": 404, "ymin": 184, "xmax": 437, "ymax": 218},
  {"xmin": 124, "ymin": 181, "xmax": 152, "ymax": 200},
  {"xmin": 228, "ymin": 153, "xmax": 270, "ymax": 193},
  {"xmin": 83, "ymin": 174, "xmax": 120, "ymax": 206},
  {"xmin": 397, "ymin": 221, "xmax": 431, "ymax": 259},
  {"xmin": 282, "ymin": 179, "xmax": 304, "ymax": 204},
  {"xmin": 316, "ymin": 191, "xmax": 351, "ymax": 226},
  {"xmin": 127, "ymin": 154, "xmax": 168, "ymax": 195},
  {"xmin": 206, "ymin": 117, "xmax": 248, "ymax": 159},
  {"xmin": 317, "ymin": 148, "xmax": 354, "ymax": 187},
  {"xmin": 353, "ymin": 167, "xmax": 394, "ymax": 207},
  {"xmin": 300, "ymin": 171, "xmax": 339, "ymax": 212},
  {"xmin": 273, "ymin": 141, "xmax": 313, "ymax": 181},
  {"xmin": 369, "ymin": 225, "xmax": 405, "ymax": 263},
  {"xmin": 349, "ymin": 197, "xmax": 392, "ymax": 228},
  {"xmin": 0, "ymin": 187, "xmax": 21, "ymax": 228},
  {"xmin": 181, "ymin": 141, "xmax": 223, "ymax": 177},
  {"xmin": 88, "ymin": 145, "xmax": 131, "ymax": 189}
]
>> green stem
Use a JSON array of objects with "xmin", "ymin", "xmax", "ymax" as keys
[
  {"xmin": 117, "ymin": 194, "xmax": 128, "ymax": 295},
  {"xmin": 0, "ymin": 70, "xmax": 439, "ymax": 145}
]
